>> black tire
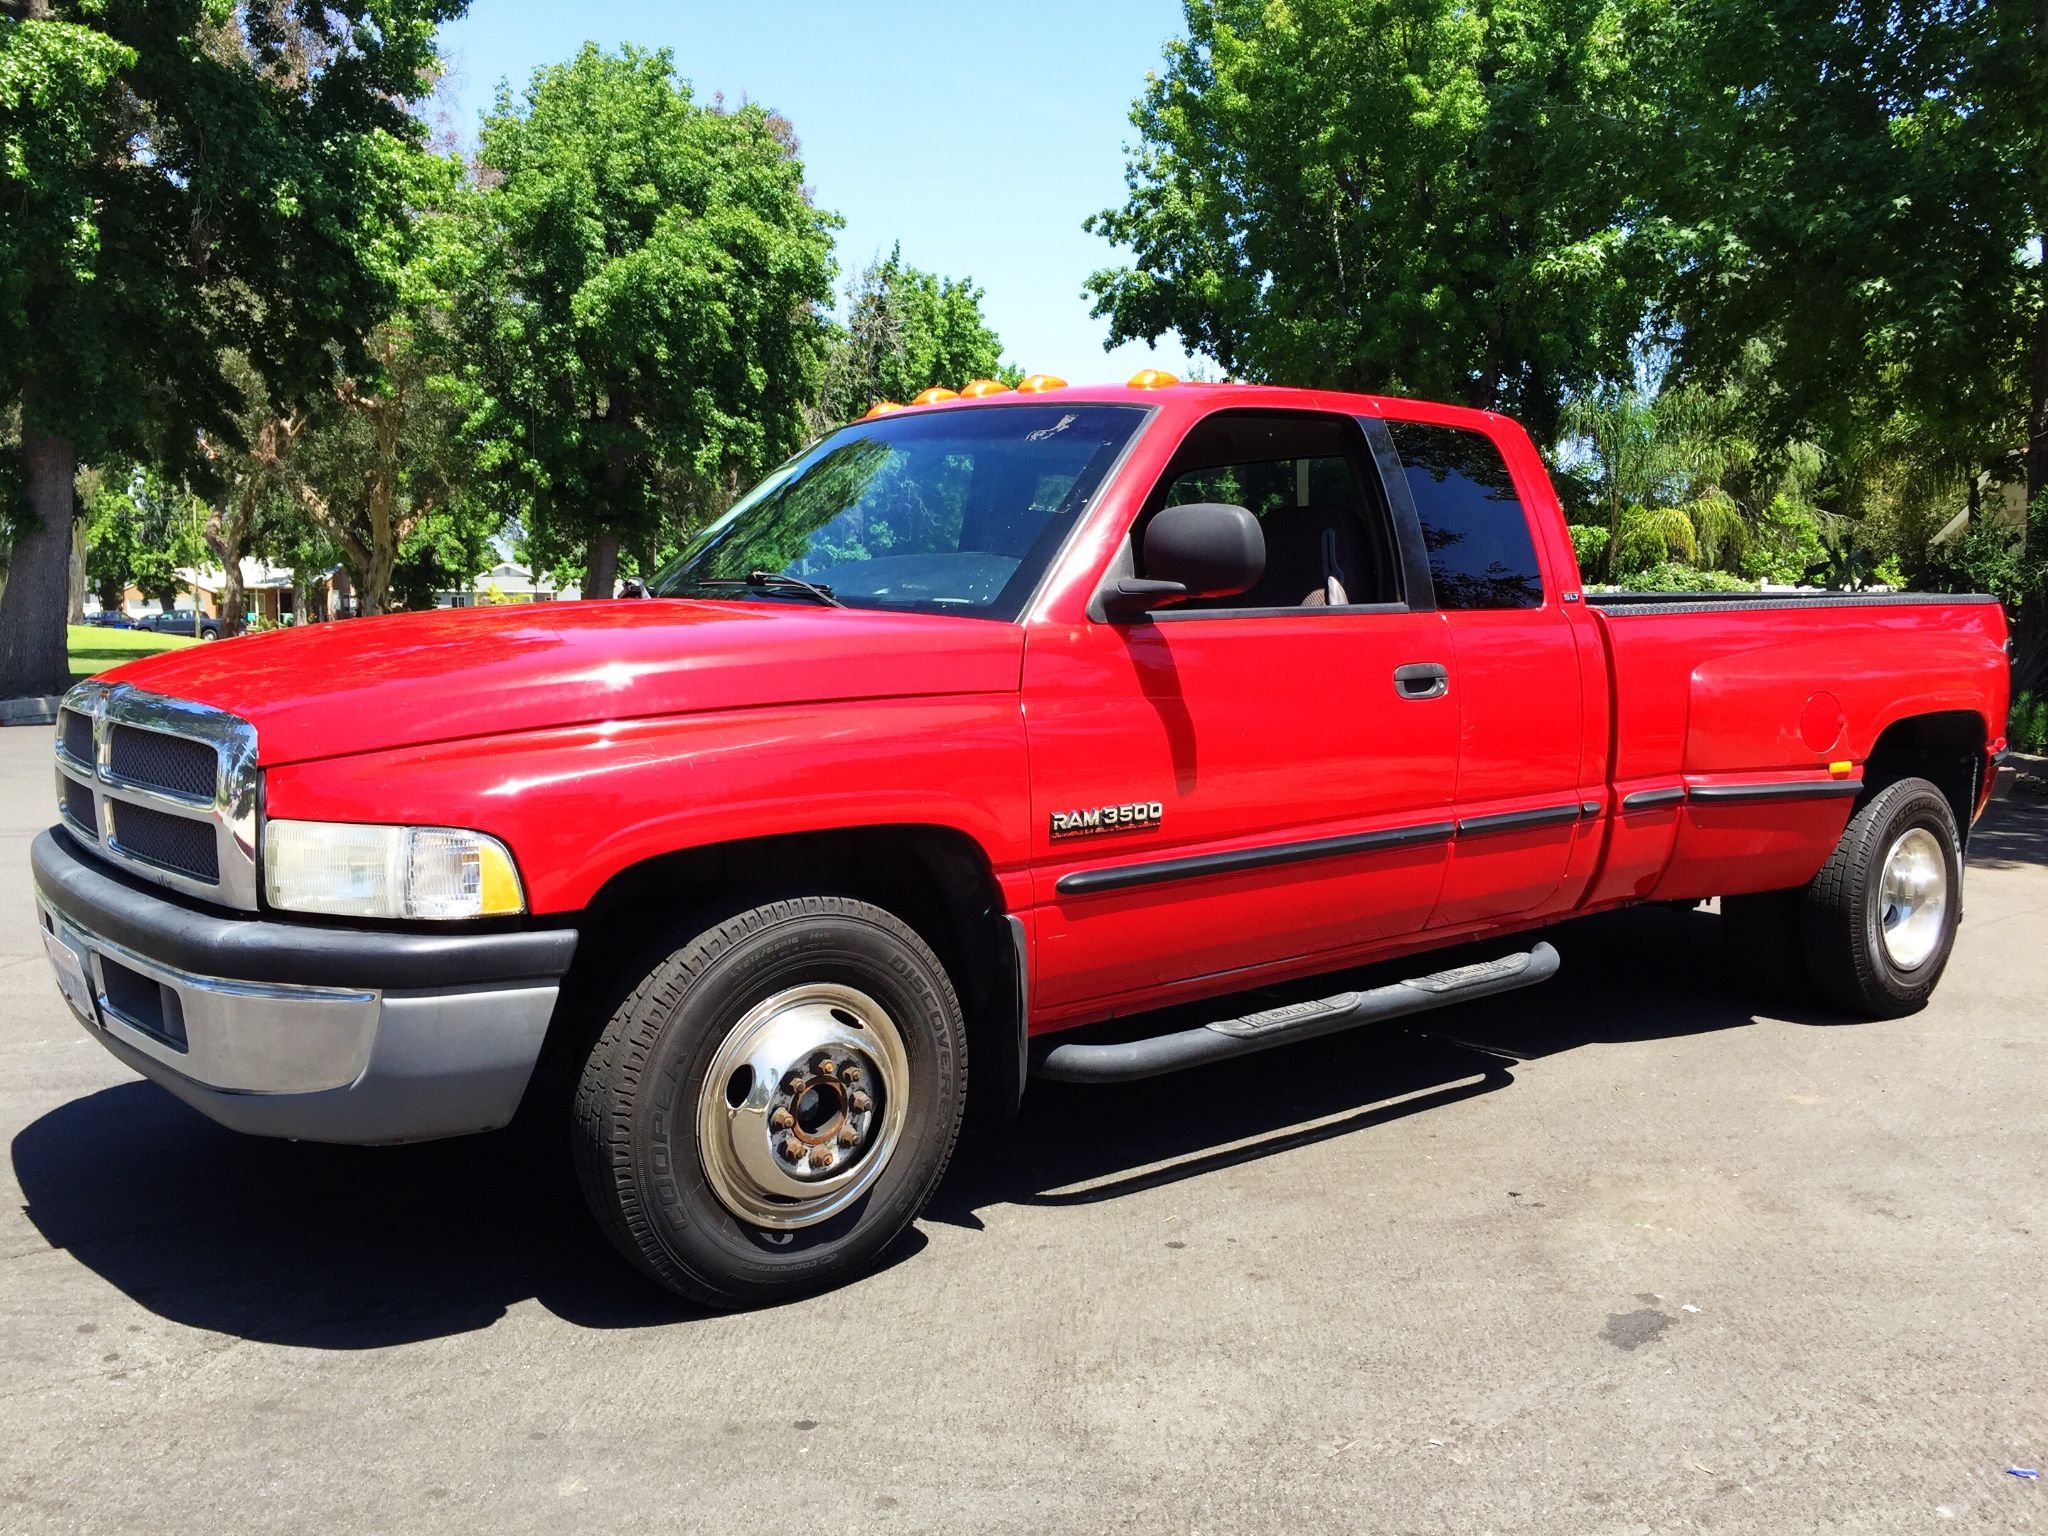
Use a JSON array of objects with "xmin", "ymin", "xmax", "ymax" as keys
[
  {"xmin": 571, "ymin": 897, "xmax": 967, "ymax": 1308},
  {"xmin": 1720, "ymin": 887, "xmax": 1813, "ymax": 1004},
  {"xmin": 1801, "ymin": 777, "xmax": 1962, "ymax": 1018}
]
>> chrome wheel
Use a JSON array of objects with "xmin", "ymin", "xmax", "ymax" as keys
[
  {"xmin": 695, "ymin": 983, "xmax": 910, "ymax": 1230},
  {"xmin": 1877, "ymin": 827, "xmax": 1948, "ymax": 970}
]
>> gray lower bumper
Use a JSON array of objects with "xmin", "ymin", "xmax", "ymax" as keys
[{"xmin": 32, "ymin": 829, "xmax": 576, "ymax": 1144}]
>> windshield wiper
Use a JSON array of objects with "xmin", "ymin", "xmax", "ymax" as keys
[{"xmin": 692, "ymin": 571, "xmax": 844, "ymax": 608}]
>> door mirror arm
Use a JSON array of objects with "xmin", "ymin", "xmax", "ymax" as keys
[{"xmin": 1103, "ymin": 578, "xmax": 1190, "ymax": 620}]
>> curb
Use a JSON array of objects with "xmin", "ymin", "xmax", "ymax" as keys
[{"xmin": 0, "ymin": 695, "xmax": 61, "ymax": 727}]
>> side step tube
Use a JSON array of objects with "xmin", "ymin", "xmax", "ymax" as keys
[{"xmin": 1030, "ymin": 943, "xmax": 1560, "ymax": 1084}]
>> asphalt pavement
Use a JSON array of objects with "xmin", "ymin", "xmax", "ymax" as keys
[{"xmin": 2, "ymin": 722, "xmax": 2044, "ymax": 1534}]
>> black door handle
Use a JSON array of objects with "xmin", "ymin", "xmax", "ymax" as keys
[{"xmin": 1393, "ymin": 662, "xmax": 1449, "ymax": 700}]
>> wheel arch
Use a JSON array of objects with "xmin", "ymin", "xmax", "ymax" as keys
[
  {"xmin": 1859, "ymin": 708, "xmax": 1988, "ymax": 839},
  {"xmin": 542, "ymin": 824, "xmax": 1026, "ymax": 1123}
]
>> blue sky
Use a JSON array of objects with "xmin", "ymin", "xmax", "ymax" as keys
[{"xmin": 432, "ymin": 1, "xmax": 1201, "ymax": 384}]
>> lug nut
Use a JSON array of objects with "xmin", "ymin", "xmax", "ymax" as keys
[
  {"xmin": 850, "ymin": 1091, "xmax": 872, "ymax": 1113},
  {"xmin": 818, "ymin": 1058, "xmax": 838, "ymax": 1077},
  {"xmin": 779, "ymin": 1139, "xmax": 804, "ymax": 1163},
  {"xmin": 843, "ymin": 1065, "xmax": 862, "ymax": 1083},
  {"xmin": 808, "ymin": 1147, "xmax": 835, "ymax": 1170},
  {"xmin": 837, "ymin": 1125, "xmax": 859, "ymax": 1147},
  {"xmin": 770, "ymin": 1108, "xmax": 794, "ymax": 1130},
  {"xmin": 784, "ymin": 1072, "xmax": 806, "ymax": 1093}
]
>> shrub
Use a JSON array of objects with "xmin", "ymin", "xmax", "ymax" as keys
[
  {"xmin": 2013, "ymin": 691, "xmax": 2047, "ymax": 755},
  {"xmin": 1615, "ymin": 562, "xmax": 1760, "ymax": 594},
  {"xmin": 1566, "ymin": 525, "xmax": 1609, "ymax": 574}
]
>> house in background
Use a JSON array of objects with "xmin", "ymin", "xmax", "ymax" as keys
[
  {"xmin": 91, "ymin": 560, "xmax": 351, "ymax": 626},
  {"xmin": 435, "ymin": 560, "xmax": 581, "ymax": 607}
]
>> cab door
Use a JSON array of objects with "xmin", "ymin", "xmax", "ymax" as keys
[
  {"xmin": 1377, "ymin": 417, "xmax": 1587, "ymax": 929},
  {"xmin": 1023, "ymin": 409, "xmax": 1459, "ymax": 1019}
]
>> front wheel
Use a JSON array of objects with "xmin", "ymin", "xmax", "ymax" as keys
[
  {"xmin": 571, "ymin": 897, "xmax": 967, "ymax": 1308},
  {"xmin": 1802, "ymin": 776, "xmax": 1962, "ymax": 1018}
]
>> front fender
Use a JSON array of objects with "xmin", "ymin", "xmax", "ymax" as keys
[{"xmin": 262, "ymin": 695, "xmax": 1034, "ymax": 914}]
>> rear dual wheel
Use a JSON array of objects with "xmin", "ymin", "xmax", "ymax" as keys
[
  {"xmin": 571, "ymin": 897, "xmax": 967, "ymax": 1309},
  {"xmin": 1725, "ymin": 776, "xmax": 1962, "ymax": 1018}
]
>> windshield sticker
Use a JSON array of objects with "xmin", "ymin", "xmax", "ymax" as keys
[{"xmin": 1025, "ymin": 413, "xmax": 1077, "ymax": 442}]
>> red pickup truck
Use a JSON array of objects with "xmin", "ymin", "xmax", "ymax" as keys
[{"xmin": 34, "ymin": 379, "xmax": 2012, "ymax": 1307}]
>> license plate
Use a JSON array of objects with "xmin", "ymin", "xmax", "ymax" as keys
[{"xmin": 41, "ymin": 929, "xmax": 99, "ymax": 1028}]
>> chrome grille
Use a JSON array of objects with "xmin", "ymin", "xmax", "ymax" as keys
[
  {"xmin": 110, "ymin": 801, "xmax": 222, "ymax": 883},
  {"xmin": 54, "ymin": 681, "xmax": 261, "ymax": 910},
  {"xmin": 108, "ymin": 723, "xmax": 219, "ymax": 801}
]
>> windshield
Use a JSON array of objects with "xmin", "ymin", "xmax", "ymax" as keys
[{"xmin": 651, "ymin": 404, "xmax": 1147, "ymax": 619}]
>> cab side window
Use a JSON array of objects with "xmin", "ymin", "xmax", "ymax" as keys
[
  {"xmin": 1143, "ymin": 412, "xmax": 1401, "ymax": 610},
  {"xmin": 1386, "ymin": 420, "xmax": 1544, "ymax": 610}
]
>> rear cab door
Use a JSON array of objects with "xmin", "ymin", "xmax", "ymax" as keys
[{"xmin": 1374, "ymin": 411, "xmax": 1594, "ymax": 928}]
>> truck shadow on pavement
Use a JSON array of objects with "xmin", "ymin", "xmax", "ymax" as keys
[{"xmin": 13, "ymin": 794, "xmax": 2041, "ymax": 1346}]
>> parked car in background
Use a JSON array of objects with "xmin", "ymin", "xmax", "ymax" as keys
[
  {"xmin": 132, "ymin": 610, "xmax": 224, "ymax": 641},
  {"xmin": 32, "ymin": 376, "xmax": 2013, "ymax": 1309},
  {"xmin": 80, "ymin": 610, "xmax": 134, "ymax": 629}
]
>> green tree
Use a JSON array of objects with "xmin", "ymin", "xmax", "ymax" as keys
[
  {"xmin": 197, "ymin": 356, "xmax": 305, "ymax": 636},
  {"xmin": 815, "ymin": 245, "xmax": 1010, "ymax": 426},
  {"xmin": 472, "ymin": 44, "xmax": 840, "ymax": 600},
  {"xmin": 291, "ymin": 145, "xmax": 483, "ymax": 615},
  {"xmin": 1559, "ymin": 385, "xmax": 1669, "ymax": 579},
  {"xmin": 1649, "ymin": 0, "xmax": 2046, "ymax": 675},
  {"xmin": 1084, "ymin": 0, "xmax": 1659, "ymax": 442},
  {"xmin": 0, "ymin": 0, "xmax": 466, "ymax": 695}
]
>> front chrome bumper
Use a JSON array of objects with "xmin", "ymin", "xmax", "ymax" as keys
[{"xmin": 32, "ymin": 828, "xmax": 577, "ymax": 1144}]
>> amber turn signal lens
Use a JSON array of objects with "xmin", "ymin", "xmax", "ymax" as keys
[
  {"xmin": 1015, "ymin": 373, "xmax": 1068, "ymax": 393},
  {"xmin": 862, "ymin": 400, "xmax": 904, "ymax": 419},
  {"xmin": 911, "ymin": 386, "xmax": 960, "ymax": 405},
  {"xmin": 1126, "ymin": 368, "xmax": 1179, "ymax": 389},
  {"xmin": 959, "ymin": 378, "xmax": 1011, "ymax": 398}
]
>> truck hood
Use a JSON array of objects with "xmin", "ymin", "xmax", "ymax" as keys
[{"xmin": 101, "ymin": 599, "xmax": 1026, "ymax": 767}]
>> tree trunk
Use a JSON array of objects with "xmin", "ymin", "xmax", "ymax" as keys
[
  {"xmin": 584, "ymin": 386, "xmax": 631, "ymax": 599},
  {"xmin": 2018, "ymin": 257, "xmax": 2048, "ymax": 699},
  {"xmin": 356, "ymin": 551, "xmax": 393, "ymax": 618},
  {"xmin": 203, "ymin": 513, "xmax": 248, "ymax": 637},
  {"xmin": 68, "ymin": 517, "xmax": 88, "ymax": 625},
  {"xmin": 584, "ymin": 528, "xmax": 620, "ymax": 600},
  {"xmin": 0, "ymin": 409, "xmax": 79, "ymax": 698}
]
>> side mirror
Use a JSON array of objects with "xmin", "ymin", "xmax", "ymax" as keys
[{"xmin": 1105, "ymin": 501, "xmax": 1265, "ymax": 618}]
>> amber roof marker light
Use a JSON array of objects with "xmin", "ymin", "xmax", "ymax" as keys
[
  {"xmin": 861, "ymin": 401, "xmax": 904, "ymax": 420},
  {"xmin": 1015, "ymin": 373, "xmax": 1068, "ymax": 393},
  {"xmin": 1127, "ymin": 368, "xmax": 1180, "ymax": 389},
  {"xmin": 911, "ymin": 386, "xmax": 960, "ymax": 405},
  {"xmin": 959, "ymin": 378, "xmax": 1012, "ymax": 398}
]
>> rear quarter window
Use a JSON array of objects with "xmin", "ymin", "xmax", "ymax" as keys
[{"xmin": 1387, "ymin": 421, "xmax": 1544, "ymax": 610}]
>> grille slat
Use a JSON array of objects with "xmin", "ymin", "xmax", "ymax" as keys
[
  {"xmin": 108, "ymin": 724, "xmax": 219, "ymax": 801},
  {"xmin": 110, "ymin": 801, "xmax": 220, "ymax": 884},
  {"xmin": 60, "ymin": 777, "xmax": 98, "ymax": 839},
  {"xmin": 59, "ymin": 708, "xmax": 94, "ymax": 764}
]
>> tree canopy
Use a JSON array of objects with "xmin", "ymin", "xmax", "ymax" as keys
[
  {"xmin": 470, "ymin": 43, "xmax": 840, "ymax": 597},
  {"xmin": 1084, "ymin": 0, "xmax": 1661, "ymax": 442},
  {"xmin": 815, "ymin": 245, "xmax": 1012, "ymax": 426},
  {"xmin": 0, "ymin": 0, "xmax": 466, "ymax": 694}
]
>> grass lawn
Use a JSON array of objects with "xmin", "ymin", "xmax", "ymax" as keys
[{"xmin": 68, "ymin": 624, "xmax": 199, "ymax": 685}]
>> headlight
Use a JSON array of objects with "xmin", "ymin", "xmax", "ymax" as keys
[{"xmin": 263, "ymin": 820, "xmax": 526, "ymax": 920}]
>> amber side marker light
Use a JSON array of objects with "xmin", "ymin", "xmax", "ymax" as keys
[
  {"xmin": 1828, "ymin": 760, "xmax": 1854, "ymax": 776},
  {"xmin": 911, "ymin": 386, "xmax": 960, "ymax": 405},
  {"xmin": 1015, "ymin": 373, "xmax": 1068, "ymax": 393},
  {"xmin": 959, "ymin": 378, "xmax": 1011, "ymax": 398},
  {"xmin": 1127, "ymin": 368, "xmax": 1180, "ymax": 389},
  {"xmin": 862, "ymin": 400, "xmax": 904, "ymax": 419}
]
